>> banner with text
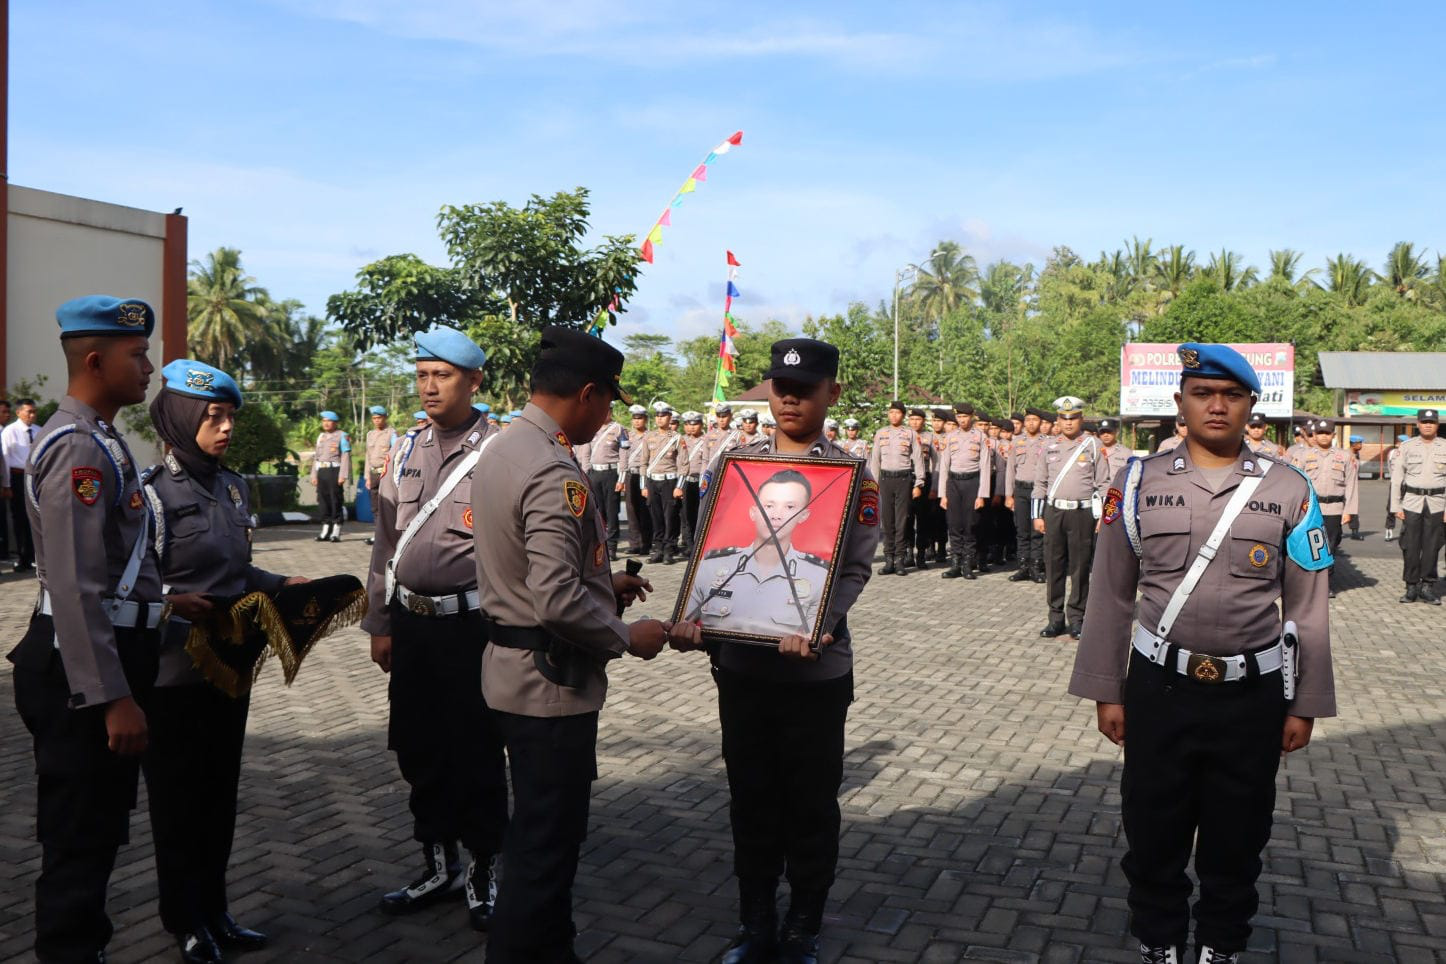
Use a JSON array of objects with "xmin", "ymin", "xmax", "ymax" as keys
[
  {"xmin": 1345, "ymin": 390, "xmax": 1446, "ymax": 417},
  {"xmin": 1120, "ymin": 343, "xmax": 1295, "ymax": 418}
]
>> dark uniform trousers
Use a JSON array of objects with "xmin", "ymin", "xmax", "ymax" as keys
[
  {"xmin": 11, "ymin": 467, "xmax": 34, "ymax": 566},
  {"xmin": 1014, "ymin": 483, "xmax": 1042, "ymax": 568},
  {"xmin": 142, "ymin": 654, "xmax": 249, "ymax": 934},
  {"xmin": 487, "ymin": 710, "xmax": 599, "ymax": 964},
  {"xmin": 388, "ymin": 606, "xmax": 508, "ymax": 856},
  {"xmin": 878, "ymin": 471, "xmax": 912, "ymax": 561},
  {"xmin": 316, "ymin": 465, "xmax": 343, "ymax": 525},
  {"xmin": 984, "ymin": 497, "xmax": 1015, "ymax": 563},
  {"xmin": 906, "ymin": 473, "xmax": 934, "ymax": 560},
  {"xmin": 681, "ymin": 478, "xmax": 701, "ymax": 551},
  {"xmin": 1401, "ymin": 509, "xmax": 1445, "ymax": 585},
  {"xmin": 1121, "ymin": 651, "xmax": 1286, "ymax": 952},
  {"xmin": 586, "ymin": 467, "xmax": 621, "ymax": 553},
  {"xmin": 1044, "ymin": 505, "xmax": 1094, "ymax": 624},
  {"xmin": 713, "ymin": 664, "xmax": 852, "ymax": 928},
  {"xmin": 1319, "ymin": 505, "xmax": 1343, "ymax": 581},
  {"xmin": 625, "ymin": 475, "xmax": 653, "ymax": 554},
  {"xmin": 944, "ymin": 472, "xmax": 981, "ymax": 562},
  {"xmin": 8, "ymin": 617, "xmax": 159, "ymax": 963},
  {"xmin": 645, "ymin": 480, "xmax": 681, "ymax": 554}
]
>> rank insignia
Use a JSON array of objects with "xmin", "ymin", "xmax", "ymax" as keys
[
  {"xmin": 463, "ymin": 507, "xmax": 474, "ymax": 530},
  {"xmin": 72, "ymin": 467, "xmax": 102, "ymax": 505},
  {"xmin": 129, "ymin": 490, "xmax": 144, "ymax": 510},
  {"xmin": 564, "ymin": 480, "xmax": 588, "ymax": 517},
  {"xmin": 1248, "ymin": 543, "xmax": 1270, "ymax": 568},
  {"xmin": 1102, "ymin": 487, "xmax": 1122, "ymax": 525},
  {"xmin": 555, "ymin": 431, "xmax": 571, "ymax": 448}
]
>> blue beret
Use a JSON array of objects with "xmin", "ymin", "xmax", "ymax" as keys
[
  {"xmin": 508, "ymin": 409, "xmax": 523, "ymax": 417},
  {"xmin": 369, "ymin": 405, "xmax": 387, "ymax": 416},
  {"xmin": 320, "ymin": 410, "xmax": 340, "ymax": 421},
  {"xmin": 1348, "ymin": 435, "xmax": 1363, "ymax": 443},
  {"xmin": 413, "ymin": 411, "xmax": 428, "ymax": 421},
  {"xmin": 1176, "ymin": 343, "xmax": 1261, "ymax": 394},
  {"xmin": 161, "ymin": 360, "xmax": 242, "ymax": 409},
  {"xmin": 473, "ymin": 402, "xmax": 491, "ymax": 414},
  {"xmin": 415, "ymin": 325, "xmax": 487, "ymax": 370},
  {"xmin": 500, "ymin": 414, "xmax": 514, "ymax": 424},
  {"xmin": 1398, "ymin": 434, "xmax": 1410, "ymax": 441},
  {"xmin": 57, "ymin": 295, "xmax": 155, "ymax": 339}
]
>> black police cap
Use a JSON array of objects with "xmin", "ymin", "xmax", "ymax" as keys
[
  {"xmin": 538, "ymin": 325, "xmax": 631, "ymax": 403},
  {"xmin": 908, "ymin": 407, "xmax": 927, "ymax": 418},
  {"xmin": 763, "ymin": 338, "xmax": 839, "ymax": 384},
  {"xmin": 1097, "ymin": 418, "xmax": 1119, "ymax": 433},
  {"xmin": 953, "ymin": 402, "xmax": 975, "ymax": 415},
  {"xmin": 888, "ymin": 399, "xmax": 906, "ymax": 412}
]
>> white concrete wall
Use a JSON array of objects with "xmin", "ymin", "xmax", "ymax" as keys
[{"xmin": 7, "ymin": 185, "xmax": 169, "ymax": 461}]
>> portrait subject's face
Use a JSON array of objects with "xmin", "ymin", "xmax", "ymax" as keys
[{"xmin": 748, "ymin": 480, "xmax": 810, "ymax": 546}]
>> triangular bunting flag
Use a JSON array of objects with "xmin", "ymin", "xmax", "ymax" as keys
[
  {"xmin": 727, "ymin": 251, "xmax": 741, "ymax": 266},
  {"xmin": 727, "ymin": 130, "xmax": 743, "ymax": 145},
  {"xmin": 691, "ymin": 164, "xmax": 708, "ymax": 181},
  {"xmin": 641, "ymin": 239, "xmax": 655, "ymax": 263},
  {"xmin": 658, "ymin": 209, "xmax": 672, "ymax": 226},
  {"xmin": 727, "ymin": 281, "xmax": 740, "ymax": 298},
  {"xmin": 671, "ymin": 194, "xmax": 685, "ymax": 208},
  {"xmin": 647, "ymin": 224, "xmax": 664, "ymax": 244},
  {"xmin": 679, "ymin": 178, "xmax": 697, "ymax": 194}
]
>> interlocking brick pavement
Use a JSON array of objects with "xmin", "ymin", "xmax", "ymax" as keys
[{"xmin": 1, "ymin": 480, "xmax": 1444, "ymax": 962}]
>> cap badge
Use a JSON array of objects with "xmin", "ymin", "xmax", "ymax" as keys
[
  {"xmin": 1178, "ymin": 348, "xmax": 1201, "ymax": 369},
  {"xmin": 783, "ymin": 349, "xmax": 801, "ymax": 366},
  {"xmin": 184, "ymin": 369, "xmax": 216, "ymax": 390},
  {"xmin": 116, "ymin": 303, "xmax": 149, "ymax": 327}
]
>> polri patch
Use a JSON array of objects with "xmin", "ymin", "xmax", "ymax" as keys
[
  {"xmin": 564, "ymin": 480, "xmax": 588, "ymax": 517},
  {"xmin": 72, "ymin": 467, "xmax": 102, "ymax": 505},
  {"xmin": 1102, "ymin": 487, "xmax": 1123, "ymax": 525}
]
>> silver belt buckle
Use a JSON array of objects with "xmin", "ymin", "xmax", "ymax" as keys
[{"xmin": 407, "ymin": 592, "xmax": 437, "ymax": 617}]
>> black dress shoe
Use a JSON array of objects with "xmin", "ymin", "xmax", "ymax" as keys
[
  {"xmin": 1067, "ymin": 623, "xmax": 1083, "ymax": 639},
  {"xmin": 721, "ymin": 921, "xmax": 777, "ymax": 963},
  {"xmin": 1400, "ymin": 584, "xmax": 1419, "ymax": 603},
  {"xmin": 380, "ymin": 842, "xmax": 464, "ymax": 915},
  {"xmin": 330, "ymin": 534, "xmax": 341, "ymax": 543},
  {"xmin": 609, "ymin": 548, "xmax": 619, "ymax": 561},
  {"xmin": 1032, "ymin": 569, "xmax": 1046, "ymax": 584},
  {"xmin": 465, "ymin": 853, "xmax": 499, "ymax": 932},
  {"xmin": 207, "ymin": 912, "xmax": 267, "ymax": 948},
  {"xmin": 1008, "ymin": 568, "xmax": 1032, "ymax": 582},
  {"xmin": 1039, "ymin": 623, "xmax": 1068, "ymax": 638},
  {"xmin": 878, "ymin": 560, "xmax": 896, "ymax": 576},
  {"xmin": 1420, "ymin": 586, "xmax": 1443, "ymax": 606},
  {"xmin": 177, "ymin": 927, "xmax": 223, "ymax": 964},
  {"xmin": 647, "ymin": 551, "xmax": 664, "ymax": 564},
  {"xmin": 777, "ymin": 920, "xmax": 820, "ymax": 964},
  {"xmin": 941, "ymin": 560, "xmax": 962, "ymax": 579}
]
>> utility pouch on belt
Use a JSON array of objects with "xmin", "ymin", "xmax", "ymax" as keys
[{"xmin": 1281, "ymin": 619, "xmax": 1299, "ymax": 701}]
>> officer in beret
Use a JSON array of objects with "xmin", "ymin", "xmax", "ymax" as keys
[
  {"xmin": 364, "ymin": 405, "xmax": 398, "ymax": 547},
  {"xmin": 1072, "ymin": 342, "xmax": 1334, "ymax": 964},
  {"xmin": 1157, "ymin": 414, "xmax": 1187, "ymax": 453},
  {"xmin": 679, "ymin": 410, "xmax": 706, "ymax": 552},
  {"xmin": 472, "ymin": 325, "xmax": 684, "ymax": 963},
  {"xmin": 1391, "ymin": 408, "xmax": 1446, "ymax": 604},
  {"xmin": 363, "ymin": 326, "xmax": 509, "ymax": 930},
  {"xmin": 1033, "ymin": 396, "xmax": 1111, "ymax": 638},
  {"xmin": 983, "ymin": 418, "xmax": 1017, "ymax": 567},
  {"xmin": 140, "ymin": 361, "xmax": 306, "ymax": 961},
  {"xmin": 618, "ymin": 403, "xmax": 654, "ymax": 555},
  {"xmin": 499, "ymin": 413, "xmax": 513, "ymax": 426},
  {"xmin": 310, "ymin": 410, "xmax": 350, "ymax": 542},
  {"xmin": 7, "ymin": 296, "xmax": 170, "ymax": 963},
  {"xmin": 937, "ymin": 402, "xmax": 992, "ymax": 579},
  {"xmin": 1244, "ymin": 412, "xmax": 1284, "ymax": 459},
  {"xmin": 904, "ymin": 407, "xmax": 935, "ymax": 569},
  {"xmin": 868, "ymin": 401, "xmax": 924, "ymax": 574}
]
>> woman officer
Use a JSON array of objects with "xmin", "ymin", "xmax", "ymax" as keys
[{"xmin": 141, "ymin": 360, "xmax": 306, "ymax": 963}]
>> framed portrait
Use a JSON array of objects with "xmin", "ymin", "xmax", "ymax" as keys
[{"xmin": 672, "ymin": 453, "xmax": 865, "ymax": 649}]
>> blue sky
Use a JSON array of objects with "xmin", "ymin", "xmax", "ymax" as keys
[{"xmin": 11, "ymin": 1, "xmax": 1446, "ymax": 346}]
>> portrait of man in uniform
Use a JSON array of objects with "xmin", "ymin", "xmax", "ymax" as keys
[{"xmin": 676, "ymin": 455, "xmax": 863, "ymax": 648}]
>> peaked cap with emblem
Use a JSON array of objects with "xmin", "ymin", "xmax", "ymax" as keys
[
  {"xmin": 1419, "ymin": 408, "xmax": 1439, "ymax": 423},
  {"xmin": 713, "ymin": 403, "xmax": 732, "ymax": 415},
  {"xmin": 628, "ymin": 403, "xmax": 647, "ymax": 415},
  {"xmin": 740, "ymin": 408, "xmax": 759, "ymax": 421},
  {"xmin": 1097, "ymin": 417, "xmax": 1119, "ymax": 434},
  {"xmin": 888, "ymin": 400, "xmax": 906, "ymax": 413},
  {"xmin": 651, "ymin": 400, "xmax": 674, "ymax": 415},
  {"xmin": 1175, "ymin": 342, "xmax": 1261, "ymax": 394},
  {"xmin": 931, "ymin": 407, "xmax": 951, "ymax": 420},
  {"xmin": 682, "ymin": 410, "xmax": 703, "ymax": 423},
  {"xmin": 537, "ymin": 324, "xmax": 632, "ymax": 404},
  {"xmin": 415, "ymin": 324, "xmax": 487, "ymax": 370},
  {"xmin": 763, "ymin": 337, "xmax": 839, "ymax": 384},
  {"xmin": 843, "ymin": 417, "xmax": 861, "ymax": 428},
  {"xmin": 160, "ymin": 359, "xmax": 242, "ymax": 409},
  {"xmin": 57, "ymin": 294, "xmax": 156, "ymax": 338},
  {"xmin": 1053, "ymin": 396, "xmax": 1085, "ymax": 416},
  {"xmin": 824, "ymin": 417, "xmax": 839, "ymax": 429},
  {"xmin": 1314, "ymin": 418, "xmax": 1335, "ymax": 432},
  {"xmin": 1247, "ymin": 411, "xmax": 1267, "ymax": 427}
]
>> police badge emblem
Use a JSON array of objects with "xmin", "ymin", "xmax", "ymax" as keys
[
  {"xmin": 564, "ymin": 480, "xmax": 588, "ymax": 517},
  {"xmin": 783, "ymin": 349, "xmax": 801, "ymax": 366},
  {"xmin": 1178, "ymin": 348, "xmax": 1201, "ymax": 369}
]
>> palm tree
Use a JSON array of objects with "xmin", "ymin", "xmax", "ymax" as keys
[
  {"xmin": 1200, "ymin": 249, "xmax": 1259, "ymax": 292},
  {"xmin": 909, "ymin": 241, "xmax": 979, "ymax": 328},
  {"xmin": 1383, "ymin": 241, "xmax": 1429, "ymax": 299},
  {"xmin": 188, "ymin": 248, "xmax": 269, "ymax": 369},
  {"xmin": 1152, "ymin": 245, "xmax": 1195, "ymax": 311},
  {"xmin": 1125, "ymin": 236, "xmax": 1157, "ymax": 292},
  {"xmin": 1092, "ymin": 249, "xmax": 1134, "ymax": 303},
  {"xmin": 1322, "ymin": 253, "xmax": 1375, "ymax": 306},
  {"xmin": 1267, "ymin": 248, "xmax": 1318, "ymax": 291},
  {"xmin": 978, "ymin": 261, "xmax": 1033, "ymax": 316}
]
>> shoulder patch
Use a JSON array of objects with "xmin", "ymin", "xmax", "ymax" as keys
[
  {"xmin": 564, "ymin": 479, "xmax": 588, "ymax": 517},
  {"xmin": 72, "ymin": 467, "xmax": 102, "ymax": 505},
  {"xmin": 858, "ymin": 481, "xmax": 879, "ymax": 526},
  {"xmin": 1102, "ymin": 486, "xmax": 1123, "ymax": 525}
]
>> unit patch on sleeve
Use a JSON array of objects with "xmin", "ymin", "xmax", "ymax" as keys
[{"xmin": 72, "ymin": 467, "xmax": 102, "ymax": 505}]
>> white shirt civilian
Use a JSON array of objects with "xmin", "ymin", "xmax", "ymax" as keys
[{"xmin": 3, "ymin": 418, "xmax": 38, "ymax": 473}]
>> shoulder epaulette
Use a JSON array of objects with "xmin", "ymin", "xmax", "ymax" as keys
[
  {"xmin": 705, "ymin": 546, "xmax": 743, "ymax": 560},
  {"xmin": 799, "ymin": 552, "xmax": 828, "ymax": 567},
  {"xmin": 140, "ymin": 463, "xmax": 162, "ymax": 485}
]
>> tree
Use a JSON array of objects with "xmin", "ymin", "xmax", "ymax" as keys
[
  {"xmin": 188, "ymin": 247, "xmax": 269, "ymax": 369},
  {"xmin": 1267, "ymin": 248, "xmax": 1317, "ymax": 290},
  {"xmin": 328, "ymin": 254, "xmax": 488, "ymax": 349},
  {"xmin": 1383, "ymin": 241, "xmax": 1429, "ymax": 299},
  {"xmin": 1199, "ymin": 249, "xmax": 1259, "ymax": 292},
  {"xmin": 225, "ymin": 401, "xmax": 290, "ymax": 473},
  {"xmin": 1152, "ymin": 245, "xmax": 1196, "ymax": 310},
  {"xmin": 1323, "ymin": 253, "xmax": 1375, "ymax": 306},
  {"xmin": 909, "ymin": 241, "xmax": 979, "ymax": 333}
]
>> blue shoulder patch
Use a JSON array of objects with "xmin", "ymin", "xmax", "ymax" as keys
[{"xmin": 1283, "ymin": 463, "xmax": 1333, "ymax": 571}]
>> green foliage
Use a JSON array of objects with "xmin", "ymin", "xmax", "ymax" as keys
[{"xmin": 225, "ymin": 401, "xmax": 290, "ymax": 473}]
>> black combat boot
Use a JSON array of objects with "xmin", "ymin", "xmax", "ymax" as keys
[
  {"xmin": 176, "ymin": 926, "xmax": 222, "ymax": 964},
  {"xmin": 879, "ymin": 556, "xmax": 896, "ymax": 576},
  {"xmin": 464, "ymin": 852, "xmax": 499, "ymax": 931},
  {"xmin": 647, "ymin": 546, "xmax": 664, "ymax": 564},
  {"xmin": 1420, "ymin": 585, "xmax": 1442, "ymax": 606},
  {"xmin": 941, "ymin": 555, "xmax": 962, "ymax": 579},
  {"xmin": 777, "ymin": 891, "xmax": 825, "ymax": 964},
  {"xmin": 1008, "ymin": 564, "xmax": 1032, "ymax": 582},
  {"xmin": 721, "ymin": 880, "xmax": 777, "ymax": 964},
  {"xmin": 961, "ymin": 551, "xmax": 977, "ymax": 580},
  {"xmin": 1032, "ymin": 562, "xmax": 1046, "ymax": 584},
  {"xmin": 1400, "ymin": 583, "xmax": 1420, "ymax": 603},
  {"xmin": 379, "ymin": 842, "xmax": 464, "ymax": 915}
]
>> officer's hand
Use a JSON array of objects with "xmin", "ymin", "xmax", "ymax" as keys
[
  {"xmin": 612, "ymin": 571, "xmax": 653, "ymax": 607},
  {"xmin": 641, "ymin": 487, "xmax": 650, "ymax": 499},
  {"xmin": 1342, "ymin": 513, "xmax": 1352, "ymax": 526},
  {"xmin": 940, "ymin": 497, "xmax": 949, "ymax": 510},
  {"xmin": 1094, "ymin": 520, "xmax": 1102, "ymax": 534},
  {"xmin": 974, "ymin": 498, "xmax": 985, "ymax": 510},
  {"xmin": 615, "ymin": 482, "xmax": 625, "ymax": 493},
  {"xmin": 1395, "ymin": 510, "xmax": 1405, "ymax": 520},
  {"xmin": 912, "ymin": 486, "xmax": 922, "ymax": 499},
  {"xmin": 1281, "ymin": 715, "xmax": 1314, "ymax": 754},
  {"xmin": 1034, "ymin": 518, "xmax": 1046, "ymax": 534},
  {"xmin": 673, "ymin": 487, "xmax": 684, "ymax": 499},
  {"xmin": 167, "ymin": 592, "xmax": 214, "ymax": 620},
  {"xmin": 284, "ymin": 576, "xmax": 311, "ymax": 586},
  {"xmin": 668, "ymin": 620, "xmax": 705, "ymax": 651},
  {"xmin": 627, "ymin": 620, "xmax": 667, "ymax": 659},
  {"xmin": 779, "ymin": 632, "xmax": 832, "ymax": 662},
  {"xmin": 1005, "ymin": 497, "xmax": 1015, "ymax": 510},
  {"xmin": 370, "ymin": 635, "xmax": 393, "ymax": 673},
  {"xmin": 104, "ymin": 696, "xmax": 148, "ymax": 756},
  {"xmin": 1096, "ymin": 702, "xmax": 1125, "ymax": 746}
]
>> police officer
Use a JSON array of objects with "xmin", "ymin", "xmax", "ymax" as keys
[
  {"xmin": 701, "ymin": 403, "xmax": 743, "ymax": 472},
  {"xmin": 581, "ymin": 411, "xmax": 624, "ymax": 561},
  {"xmin": 760, "ymin": 409, "xmax": 777, "ymax": 439},
  {"xmin": 1384, "ymin": 433, "xmax": 1409, "ymax": 541},
  {"xmin": 839, "ymin": 418, "xmax": 869, "ymax": 459},
  {"xmin": 738, "ymin": 408, "xmax": 762, "ymax": 443},
  {"xmin": 310, "ymin": 411, "xmax": 350, "ymax": 542},
  {"xmin": 631, "ymin": 401, "xmax": 686, "ymax": 564},
  {"xmin": 927, "ymin": 408, "xmax": 953, "ymax": 563},
  {"xmin": 7, "ymin": 295, "xmax": 170, "ymax": 963},
  {"xmin": 937, "ymin": 402, "xmax": 992, "ymax": 579},
  {"xmin": 906, "ymin": 408, "xmax": 935, "ymax": 569},
  {"xmin": 1033, "ymin": 396, "xmax": 1111, "ymax": 638},
  {"xmin": 679, "ymin": 411, "xmax": 706, "ymax": 551},
  {"xmin": 1006, "ymin": 408, "xmax": 1048, "ymax": 582},
  {"xmin": 472, "ymin": 326, "xmax": 679, "ymax": 964},
  {"xmin": 415, "ymin": 410, "xmax": 430, "ymax": 428},
  {"xmin": 1391, "ymin": 408, "xmax": 1446, "ymax": 604},
  {"xmin": 868, "ymin": 401, "xmax": 924, "ymax": 575},
  {"xmin": 1071, "ymin": 342, "xmax": 1334, "ymax": 964},
  {"xmin": 1157, "ymin": 414, "xmax": 1186, "ymax": 453},
  {"xmin": 364, "ymin": 405, "xmax": 397, "ymax": 547},
  {"xmin": 1295, "ymin": 418, "xmax": 1357, "ymax": 596},
  {"xmin": 141, "ymin": 361, "xmax": 301, "ymax": 962},
  {"xmin": 1347, "ymin": 435, "xmax": 1365, "ymax": 539},
  {"xmin": 823, "ymin": 417, "xmax": 839, "ymax": 443},
  {"xmin": 678, "ymin": 338, "xmax": 878, "ymax": 964},
  {"xmin": 364, "ymin": 326, "xmax": 508, "ymax": 929},
  {"xmin": 1244, "ymin": 412, "xmax": 1283, "ymax": 458},
  {"xmin": 1285, "ymin": 422, "xmax": 1314, "ymax": 464},
  {"xmin": 618, "ymin": 403, "xmax": 653, "ymax": 556},
  {"xmin": 1098, "ymin": 418, "xmax": 1132, "ymax": 479},
  {"xmin": 985, "ymin": 418, "xmax": 1016, "ymax": 567}
]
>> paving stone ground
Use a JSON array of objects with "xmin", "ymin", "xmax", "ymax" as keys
[{"xmin": 1, "ymin": 481, "xmax": 1444, "ymax": 962}]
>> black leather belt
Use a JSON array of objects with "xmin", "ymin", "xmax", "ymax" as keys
[
  {"xmin": 1014, "ymin": 481, "xmax": 1034, "ymax": 491},
  {"xmin": 485, "ymin": 619, "xmax": 550, "ymax": 651},
  {"xmin": 1405, "ymin": 485, "xmax": 1446, "ymax": 496},
  {"xmin": 949, "ymin": 471, "xmax": 981, "ymax": 481},
  {"xmin": 1318, "ymin": 495, "xmax": 1345, "ymax": 504},
  {"xmin": 880, "ymin": 470, "xmax": 913, "ymax": 479}
]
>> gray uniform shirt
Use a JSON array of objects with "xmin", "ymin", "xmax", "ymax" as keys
[
  {"xmin": 584, "ymin": 422, "xmax": 624, "ymax": 471},
  {"xmin": 935, "ymin": 426, "xmax": 993, "ymax": 498},
  {"xmin": 147, "ymin": 456, "xmax": 286, "ymax": 686},
  {"xmin": 474, "ymin": 404, "xmax": 629, "ymax": 717},
  {"xmin": 312, "ymin": 429, "xmax": 351, "ymax": 484},
  {"xmin": 1004, "ymin": 432, "xmax": 1045, "ymax": 489},
  {"xmin": 689, "ymin": 546, "xmax": 829, "ymax": 638},
  {"xmin": 1390, "ymin": 436, "xmax": 1446, "ymax": 514},
  {"xmin": 1032, "ymin": 434, "xmax": 1110, "ymax": 504},
  {"xmin": 26, "ymin": 396, "xmax": 162, "ymax": 707},
  {"xmin": 1297, "ymin": 445, "xmax": 1359, "ymax": 517},
  {"xmin": 868, "ymin": 425, "xmax": 925, "ymax": 486},
  {"xmin": 1071, "ymin": 447, "xmax": 1334, "ymax": 718},
  {"xmin": 631, "ymin": 427, "xmax": 687, "ymax": 481},
  {"xmin": 362, "ymin": 413, "xmax": 492, "ymax": 637}
]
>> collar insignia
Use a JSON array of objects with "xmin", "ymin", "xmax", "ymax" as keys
[{"xmin": 1173, "ymin": 456, "xmax": 1186, "ymax": 472}]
